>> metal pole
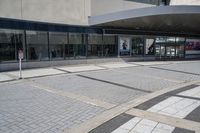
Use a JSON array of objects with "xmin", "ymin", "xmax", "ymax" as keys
[{"xmin": 19, "ymin": 58, "xmax": 22, "ymax": 79}]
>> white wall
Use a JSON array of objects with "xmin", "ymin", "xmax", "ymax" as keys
[
  {"xmin": 91, "ymin": 0, "xmax": 155, "ymax": 16},
  {"xmin": 3, "ymin": 0, "xmax": 199, "ymax": 26},
  {"xmin": 0, "ymin": 0, "xmax": 91, "ymax": 25},
  {"xmin": 0, "ymin": 0, "xmax": 22, "ymax": 19},
  {"xmin": 170, "ymin": 0, "xmax": 200, "ymax": 5}
]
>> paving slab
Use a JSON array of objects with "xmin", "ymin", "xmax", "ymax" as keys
[
  {"xmin": 81, "ymin": 69, "xmax": 177, "ymax": 92},
  {"xmin": 0, "ymin": 82, "xmax": 105, "ymax": 133},
  {"xmin": 126, "ymin": 108, "xmax": 200, "ymax": 132},
  {"xmin": 68, "ymin": 80, "xmax": 200, "ymax": 133},
  {"xmin": 152, "ymin": 61, "xmax": 200, "ymax": 75},
  {"xmin": 0, "ymin": 73, "xmax": 14, "ymax": 82},
  {"xmin": 33, "ymin": 74, "xmax": 145, "ymax": 105},
  {"xmin": 118, "ymin": 67, "xmax": 200, "ymax": 83},
  {"xmin": 57, "ymin": 65, "xmax": 105, "ymax": 73},
  {"xmin": 6, "ymin": 68, "xmax": 65, "ymax": 78},
  {"xmin": 93, "ymin": 115, "xmax": 195, "ymax": 133},
  {"xmin": 130, "ymin": 61, "xmax": 172, "ymax": 66},
  {"xmin": 97, "ymin": 62, "xmax": 138, "ymax": 69},
  {"xmin": 148, "ymin": 96, "xmax": 200, "ymax": 119},
  {"xmin": 179, "ymin": 86, "xmax": 200, "ymax": 99}
]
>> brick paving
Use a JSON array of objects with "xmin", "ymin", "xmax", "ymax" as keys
[
  {"xmin": 0, "ymin": 82, "xmax": 105, "ymax": 133},
  {"xmin": 0, "ymin": 61, "xmax": 200, "ymax": 133}
]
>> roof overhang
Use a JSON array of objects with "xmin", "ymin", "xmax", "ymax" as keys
[{"xmin": 89, "ymin": 6, "xmax": 200, "ymax": 36}]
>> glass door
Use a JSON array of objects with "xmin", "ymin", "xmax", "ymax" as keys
[
  {"xmin": 155, "ymin": 44, "xmax": 165, "ymax": 59},
  {"xmin": 166, "ymin": 46, "xmax": 176, "ymax": 58}
]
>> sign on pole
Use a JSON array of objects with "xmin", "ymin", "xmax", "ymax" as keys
[{"xmin": 18, "ymin": 50, "xmax": 23, "ymax": 79}]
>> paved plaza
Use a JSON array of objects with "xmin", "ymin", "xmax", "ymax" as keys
[{"xmin": 0, "ymin": 61, "xmax": 200, "ymax": 133}]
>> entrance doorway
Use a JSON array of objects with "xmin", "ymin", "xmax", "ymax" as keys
[{"xmin": 155, "ymin": 44, "xmax": 184, "ymax": 60}]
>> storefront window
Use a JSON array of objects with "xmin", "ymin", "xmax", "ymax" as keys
[
  {"xmin": 156, "ymin": 36, "xmax": 176, "ymax": 43},
  {"xmin": 0, "ymin": 29, "xmax": 25, "ymax": 62},
  {"xmin": 119, "ymin": 36, "xmax": 131, "ymax": 56},
  {"xmin": 26, "ymin": 31, "xmax": 49, "ymax": 61},
  {"xmin": 49, "ymin": 32, "xmax": 67, "ymax": 60},
  {"xmin": 67, "ymin": 33, "xmax": 85, "ymax": 59},
  {"xmin": 176, "ymin": 37, "xmax": 185, "ymax": 43},
  {"xmin": 145, "ymin": 38, "xmax": 155, "ymax": 55},
  {"xmin": 185, "ymin": 39, "xmax": 200, "ymax": 55},
  {"xmin": 88, "ymin": 34, "xmax": 103, "ymax": 57},
  {"xmin": 132, "ymin": 37, "xmax": 144, "ymax": 55},
  {"xmin": 103, "ymin": 35, "xmax": 117, "ymax": 57}
]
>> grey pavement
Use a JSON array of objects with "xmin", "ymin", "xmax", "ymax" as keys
[
  {"xmin": 0, "ymin": 61, "xmax": 200, "ymax": 133},
  {"xmin": 0, "ymin": 82, "xmax": 105, "ymax": 133}
]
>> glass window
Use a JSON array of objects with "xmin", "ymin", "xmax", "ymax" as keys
[
  {"xmin": 66, "ymin": 33, "xmax": 85, "ymax": 59},
  {"xmin": 156, "ymin": 37, "xmax": 166, "ymax": 43},
  {"xmin": 132, "ymin": 37, "xmax": 144, "ymax": 55},
  {"xmin": 0, "ymin": 29, "xmax": 25, "ymax": 62},
  {"xmin": 167, "ymin": 37, "xmax": 176, "ymax": 43},
  {"xmin": 26, "ymin": 31, "xmax": 49, "ymax": 61},
  {"xmin": 103, "ymin": 35, "xmax": 117, "ymax": 57},
  {"xmin": 145, "ymin": 38, "xmax": 155, "ymax": 55},
  {"xmin": 88, "ymin": 34, "xmax": 103, "ymax": 57},
  {"xmin": 159, "ymin": 0, "xmax": 169, "ymax": 6},
  {"xmin": 156, "ymin": 36, "xmax": 176, "ymax": 43},
  {"xmin": 176, "ymin": 37, "xmax": 185, "ymax": 43},
  {"xmin": 185, "ymin": 39, "xmax": 200, "ymax": 55},
  {"xmin": 119, "ymin": 36, "xmax": 131, "ymax": 56},
  {"xmin": 49, "ymin": 32, "xmax": 67, "ymax": 60}
]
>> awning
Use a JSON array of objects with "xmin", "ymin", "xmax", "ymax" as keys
[{"xmin": 89, "ymin": 6, "xmax": 200, "ymax": 35}]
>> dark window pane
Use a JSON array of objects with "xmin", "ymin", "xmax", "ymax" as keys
[
  {"xmin": 103, "ymin": 35, "xmax": 117, "ymax": 57},
  {"xmin": 0, "ymin": 29, "xmax": 25, "ymax": 62},
  {"xmin": 132, "ymin": 37, "xmax": 144, "ymax": 55},
  {"xmin": 66, "ymin": 33, "xmax": 85, "ymax": 59},
  {"xmin": 26, "ymin": 31, "xmax": 48, "ymax": 61},
  {"xmin": 49, "ymin": 32, "xmax": 67, "ymax": 60},
  {"xmin": 88, "ymin": 34, "xmax": 103, "ymax": 57}
]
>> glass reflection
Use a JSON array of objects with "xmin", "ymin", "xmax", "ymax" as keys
[
  {"xmin": 66, "ymin": 33, "xmax": 85, "ymax": 59},
  {"xmin": 132, "ymin": 37, "xmax": 144, "ymax": 55},
  {"xmin": 26, "ymin": 31, "xmax": 49, "ymax": 61},
  {"xmin": 103, "ymin": 35, "xmax": 117, "ymax": 57},
  {"xmin": 88, "ymin": 34, "xmax": 103, "ymax": 57},
  {"xmin": 49, "ymin": 32, "xmax": 67, "ymax": 60},
  {"xmin": 0, "ymin": 29, "xmax": 25, "ymax": 62}
]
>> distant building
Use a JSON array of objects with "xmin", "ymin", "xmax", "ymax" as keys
[{"xmin": 0, "ymin": 0, "xmax": 200, "ymax": 71}]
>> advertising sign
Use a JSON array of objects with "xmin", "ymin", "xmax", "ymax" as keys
[
  {"xmin": 186, "ymin": 39, "xmax": 200, "ymax": 55},
  {"xmin": 119, "ymin": 37, "xmax": 130, "ymax": 52}
]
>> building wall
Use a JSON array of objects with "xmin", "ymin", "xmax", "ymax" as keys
[
  {"xmin": 91, "ymin": 0, "xmax": 155, "ymax": 16},
  {"xmin": 170, "ymin": 0, "xmax": 200, "ymax": 5},
  {"xmin": 0, "ymin": 0, "xmax": 91, "ymax": 25}
]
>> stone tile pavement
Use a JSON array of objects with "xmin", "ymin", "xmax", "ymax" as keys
[
  {"xmin": 80, "ymin": 69, "xmax": 178, "ymax": 92},
  {"xmin": 0, "ymin": 61, "xmax": 200, "ymax": 133},
  {"xmin": 85, "ymin": 84, "xmax": 200, "ymax": 133},
  {"xmin": 0, "ymin": 73, "xmax": 14, "ymax": 82},
  {"xmin": 57, "ymin": 65, "xmax": 105, "ymax": 73},
  {"xmin": 152, "ymin": 61, "xmax": 200, "ymax": 75},
  {"xmin": 32, "ymin": 74, "xmax": 145, "ymax": 105},
  {"xmin": 7, "ymin": 68, "xmax": 66, "ymax": 79},
  {"xmin": 0, "ymin": 82, "xmax": 105, "ymax": 133}
]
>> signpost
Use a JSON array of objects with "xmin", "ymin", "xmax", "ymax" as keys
[{"xmin": 18, "ymin": 50, "xmax": 23, "ymax": 79}]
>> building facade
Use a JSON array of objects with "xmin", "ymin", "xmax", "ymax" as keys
[{"xmin": 0, "ymin": 0, "xmax": 200, "ymax": 71}]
